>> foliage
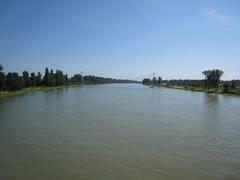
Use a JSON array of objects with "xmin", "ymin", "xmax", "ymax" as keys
[
  {"xmin": 0, "ymin": 65, "xmax": 5, "ymax": 91},
  {"xmin": 0, "ymin": 66, "xmax": 69, "ymax": 91},
  {"xmin": 22, "ymin": 71, "xmax": 31, "ymax": 87},
  {"xmin": 166, "ymin": 79, "xmax": 205, "ymax": 88},
  {"xmin": 1, "ymin": 65, "xmax": 238, "ymax": 95},
  {"xmin": 143, "ymin": 78, "xmax": 151, "ymax": 85},
  {"xmin": 70, "ymin": 74, "xmax": 83, "ymax": 84},
  {"xmin": 142, "ymin": 76, "xmax": 164, "ymax": 86},
  {"xmin": 6, "ymin": 72, "xmax": 24, "ymax": 91},
  {"xmin": 70, "ymin": 74, "xmax": 135, "ymax": 84},
  {"xmin": 0, "ymin": 64, "xmax": 3, "ymax": 72},
  {"xmin": 30, "ymin": 72, "xmax": 37, "ymax": 87},
  {"xmin": 36, "ymin": 72, "xmax": 42, "ymax": 86},
  {"xmin": 0, "ymin": 65, "xmax": 135, "ymax": 92},
  {"xmin": 43, "ymin": 68, "xmax": 49, "ymax": 86},
  {"xmin": 48, "ymin": 69, "xmax": 56, "ymax": 87},
  {"xmin": 223, "ymin": 83, "xmax": 231, "ymax": 93},
  {"xmin": 202, "ymin": 69, "xmax": 224, "ymax": 89},
  {"xmin": 0, "ymin": 72, "xmax": 6, "ymax": 91},
  {"xmin": 157, "ymin": 77, "xmax": 162, "ymax": 85},
  {"xmin": 56, "ymin": 70, "xmax": 66, "ymax": 86}
]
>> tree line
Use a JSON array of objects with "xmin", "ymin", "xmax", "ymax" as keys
[
  {"xmin": 0, "ymin": 64, "xmax": 137, "ymax": 91},
  {"xmin": 70, "ymin": 74, "xmax": 136, "ymax": 84},
  {"xmin": 143, "ymin": 76, "xmax": 162, "ymax": 86},
  {"xmin": 0, "ymin": 65, "xmax": 69, "ymax": 91},
  {"xmin": 142, "ymin": 69, "xmax": 240, "ymax": 94}
]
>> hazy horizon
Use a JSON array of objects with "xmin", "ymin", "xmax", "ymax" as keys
[{"xmin": 1, "ymin": 0, "xmax": 240, "ymax": 80}]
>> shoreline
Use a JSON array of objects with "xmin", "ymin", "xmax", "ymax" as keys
[
  {"xmin": 1, "ymin": 84, "xmax": 240, "ymax": 98},
  {"xmin": 0, "ymin": 85, "xmax": 82, "ymax": 98},
  {"xmin": 0, "ymin": 83, "xmax": 139, "ymax": 98},
  {"xmin": 166, "ymin": 85, "xmax": 240, "ymax": 96}
]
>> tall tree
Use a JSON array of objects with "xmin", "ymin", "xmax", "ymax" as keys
[
  {"xmin": 6, "ymin": 72, "xmax": 24, "ymax": 90},
  {"xmin": 36, "ymin": 72, "xmax": 42, "ymax": 86},
  {"xmin": 223, "ymin": 83, "xmax": 231, "ymax": 93},
  {"xmin": 71, "ymin": 74, "xmax": 83, "ymax": 84},
  {"xmin": 152, "ymin": 77, "xmax": 157, "ymax": 85},
  {"xmin": 56, "ymin": 70, "xmax": 64, "ymax": 86},
  {"xmin": 48, "ymin": 69, "xmax": 56, "ymax": 87},
  {"xmin": 231, "ymin": 80, "xmax": 236, "ymax": 90},
  {"xmin": 30, "ymin": 72, "xmax": 36, "ymax": 87},
  {"xmin": 142, "ymin": 78, "xmax": 151, "ymax": 85},
  {"xmin": 202, "ymin": 69, "xmax": 224, "ymax": 89},
  {"xmin": 0, "ymin": 64, "xmax": 5, "ymax": 91},
  {"xmin": 64, "ymin": 74, "xmax": 68, "ymax": 85},
  {"xmin": 157, "ymin": 76, "xmax": 162, "ymax": 85},
  {"xmin": 43, "ymin": 68, "xmax": 50, "ymax": 86},
  {"xmin": 22, "ymin": 71, "xmax": 30, "ymax": 87}
]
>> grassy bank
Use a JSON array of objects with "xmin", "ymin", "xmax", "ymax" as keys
[
  {"xmin": 0, "ymin": 85, "xmax": 82, "ymax": 98},
  {"xmin": 167, "ymin": 85, "xmax": 240, "ymax": 96}
]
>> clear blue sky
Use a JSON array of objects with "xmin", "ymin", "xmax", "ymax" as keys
[{"xmin": 0, "ymin": 0, "xmax": 240, "ymax": 80}]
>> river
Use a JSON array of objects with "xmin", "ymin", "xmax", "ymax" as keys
[{"xmin": 0, "ymin": 84, "xmax": 240, "ymax": 179}]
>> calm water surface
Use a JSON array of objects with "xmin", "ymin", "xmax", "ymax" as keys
[{"xmin": 0, "ymin": 84, "xmax": 240, "ymax": 180}]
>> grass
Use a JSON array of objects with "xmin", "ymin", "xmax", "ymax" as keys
[
  {"xmin": 0, "ymin": 85, "xmax": 82, "ymax": 98},
  {"xmin": 168, "ymin": 85, "xmax": 240, "ymax": 96}
]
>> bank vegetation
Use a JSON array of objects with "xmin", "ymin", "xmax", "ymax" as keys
[
  {"xmin": 0, "ymin": 64, "xmax": 136, "ymax": 97},
  {"xmin": 143, "ymin": 69, "xmax": 240, "ymax": 95}
]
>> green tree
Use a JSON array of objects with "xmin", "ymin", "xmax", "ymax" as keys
[
  {"xmin": 36, "ymin": 72, "xmax": 42, "ymax": 86},
  {"xmin": 64, "ymin": 74, "xmax": 68, "ymax": 85},
  {"xmin": 157, "ymin": 76, "xmax": 162, "ymax": 85},
  {"xmin": 0, "ymin": 64, "xmax": 6, "ymax": 91},
  {"xmin": 6, "ymin": 72, "xmax": 24, "ymax": 91},
  {"xmin": 142, "ymin": 78, "xmax": 151, "ymax": 85},
  {"xmin": 152, "ymin": 77, "xmax": 157, "ymax": 85},
  {"xmin": 30, "ymin": 72, "xmax": 37, "ymax": 87},
  {"xmin": 202, "ymin": 69, "xmax": 224, "ymax": 89},
  {"xmin": 22, "ymin": 71, "xmax": 30, "ymax": 87},
  {"xmin": 6, "ymin": 72, "xmax": 13, "ymax": 90},
  {"xmin": 56, "ymin": 70, "xmax": 64, "ymax": 86},
  {"xmin": 71, "ymin": 74, "xmax": 83, "ymax": 84},
  {"xmin": 231, "ymin": 80, "xmax": 236, "ymax": 90},
  {"xmin": 43, "ymin": 68, "xmax": 50, "ymax": 86},
  {"xmin": 223, "ymin": 83, "xmax": 231, "ymax": 93},
  {"xmin": 48, "ymin": 69, "xmax": 56, "ymax": 87}
]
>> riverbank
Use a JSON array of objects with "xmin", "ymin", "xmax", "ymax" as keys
[
  {"xmin": 0, "ymin": 85, "xmax": 82, "ymax": 98},
  {"xmin": 167, "ymin": 85, "xmax": 240, "ymax": 96}
]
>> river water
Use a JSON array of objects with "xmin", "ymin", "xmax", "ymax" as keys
[{"xmin": 0, "ymin": 84, "xmax": 240, "ymax": 179}]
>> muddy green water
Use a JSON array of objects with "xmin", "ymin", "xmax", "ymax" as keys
[{"xmin": 0, "ymin": 84, "xmax": 240, "ymax": 180}]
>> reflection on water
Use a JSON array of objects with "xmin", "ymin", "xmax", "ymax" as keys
[
  {"xmin": 202, "ymin": 93, "xmax": 220, "ymax": 124},
  {"xmin": 204, "ymin": 93, "xmax": 219, "ymax": 104},
  {"xmin": 0, "ymin": 84, "xmax": 240, "ymax": 180}
]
